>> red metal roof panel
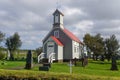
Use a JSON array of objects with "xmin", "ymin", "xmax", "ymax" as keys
[
  {"xmin": 63, "ymin": 28, "xmax": 83, "ymax": 44},
  {"xmin": 51, "ymin": 36, "xmax": 64, "ymax": 46}
]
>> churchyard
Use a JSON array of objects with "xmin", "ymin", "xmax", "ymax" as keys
[
  {"xmin": 0, "ymin": 58, "xmax": 120, "ymax": 79},
  {"xmin": 0, "ymin": 48, "xmax": 120, "ymax": 79}
]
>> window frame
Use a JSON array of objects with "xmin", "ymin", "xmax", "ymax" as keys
[{"xmin": 54, "ymin": 30, "xmax": 59, "ymax": 38}]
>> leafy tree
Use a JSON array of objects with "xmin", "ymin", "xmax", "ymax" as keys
[
  {"xmin": 93, "ymin": 34, "xmax": 105, "ymax": 60},
  {"xmin": 0, "ymin": 31, "xmax": 5, "ymax": 60},
  {"xmin": 83, "ymin": 33, "xmax": 92, "ymax": 56},
  {"xmin": 83, "ymin": 33, "xmax": 104, "ymax": 60},
  {"xmin": 105, "ymin": 35, "xmax": 119, "ymax": 70},
  {"xmin": 0, "ymin": 51, "xmax": 5, "ymax": 60},
  {"xmin": 5, "ymin": 32, "xmax": 22, "ymax": 60},
  {"xmin": 104, "ymin": 39, "xmax": 111, "ymax": 61}
]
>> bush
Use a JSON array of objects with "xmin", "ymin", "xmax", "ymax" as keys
[{"xmin": 0, "ymin": 51, "xmax": 5, "ymax": 60}]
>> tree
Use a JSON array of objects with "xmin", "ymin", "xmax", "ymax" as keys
[
  {"xmin": 104, "ymin": 39, "xmax": 111, "ymax": 61},
  {"xmin": 0, "ymin": 31, "xmax": 5, "ymax": 60},
  {"xmin": 93, "ymin": 34, "xmax": 105, "ymax": 61},
  {"xmin": 83, "ymin": 33, "xmax": 104, "ymax": 60},
  {"xmin": 105, "ymin": 35, "xmax": 119, "ymax": 70},
  {"xmin": 5, "ymin": 32, "xmax": 22, "ymax": 60}
]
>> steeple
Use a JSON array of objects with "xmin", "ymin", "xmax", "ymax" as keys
[{"xmin": 53, "ymin": 9, "xmax": 64, "ymax": 29}]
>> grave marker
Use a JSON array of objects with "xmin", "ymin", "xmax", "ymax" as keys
[{"xmin": 25, "ymin": 50, "xmax": 33, "ymax": 69}]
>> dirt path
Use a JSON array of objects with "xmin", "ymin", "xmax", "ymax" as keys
[{"xmin": 7, "ymin": 63, "xmax": 41, "ymax": 70}]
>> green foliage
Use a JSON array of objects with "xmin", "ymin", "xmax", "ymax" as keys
[
  {"xmin": 105, "ymin": 35, "xmax": 120, "ymax": 70},
  {"xmin": 0, "ymin": 47, "xmax": 6, "ymax": 60},
  {"xmin": 105, "ymin": 35, "xmax": 120, "ymax": 56},
  {"xmin": 5, "ymin": 32, "xmax": 22, "ymax": 51},
  {"xmin": 5, "ymin": 32, "xmax": 22, "ymax": 60},
  {"xmin": 83, "ymin": 33, "xmax": 104, "ymax": 60},
  {"xmin": 0, "ymin": 51, "xmax": 5, "ymax": 60}
]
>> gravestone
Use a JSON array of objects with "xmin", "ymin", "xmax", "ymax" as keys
[
  {"xmin": 39, "ymin": 66, "xmax": 49, "ymax": 71},
  {"xmin": 82, "ymin": 57, "xmax": 88, "ymax": 67},
  {"xmin": 25, "ymin": 50, "xmax": 33, "ymax": 69},
  {"xmin": 41, "ymin": 58, "xmax": 48, "ymax": 63},
  {"xmin": 43, "ymin": 63, "xmax": 51, "ymax": 68},
  {"xmin": 73, "ymin": 58, "xmax": 77, "ymax": 66}
]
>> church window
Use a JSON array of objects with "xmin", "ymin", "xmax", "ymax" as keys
[
  {"xmin": 74, "ymin": 45, "xmax": 79, "ymax": 53},
  {"xmin": 77, "ymin": 47, "xmax": 79, "ymax": 53},
  {"xmin": 54, "ymin": 30, "xmax": 59, "ymax": 38},
  {"xmin": 55, "ymin": 14, "xmax": 59, "ymax": 23},
  {"xmin": 74, "ymin": 46, "xmax": 77, "ymax": 53}
]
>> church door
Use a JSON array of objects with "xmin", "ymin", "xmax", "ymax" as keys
[{"xmin": 47, "ymin": 42, "xmax": 55, "ymax": 58}]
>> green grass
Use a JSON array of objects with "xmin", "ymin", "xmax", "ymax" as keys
[
  {"xmin": 0, "ymin": 69, "xmax": 119, "ymax": 80},
  {"xmin": 0, "ymin": 60, "xmax": 25, "ymax": 69},
  {"xmin": 49, "ymin": 61, "xmax": 120, "ymax": 77},
  {"xmin": 0, "ymin": 60, "xmax": 120, "ymax": 79}
]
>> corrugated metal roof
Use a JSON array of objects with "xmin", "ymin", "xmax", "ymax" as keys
[
  {"xmin": 63, "ymin": 28, "xmax": 83, "ymax": 44},
  {"xmin": 51, "ymin": 36, "xmax": 64, "ymax": 46}
]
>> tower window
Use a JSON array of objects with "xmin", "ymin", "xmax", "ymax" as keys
[
  {"xmin": 55, "ymin": 14, "xmax": 59, "ymax": 23},
  {"xmin": 54, "ymin": 30, "xmax": 59, "ymax": 38}
]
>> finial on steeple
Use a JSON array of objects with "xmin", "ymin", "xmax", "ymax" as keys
[{"xmin": 56, "ymin": 0, "xmax": 61, "ymax": 9}]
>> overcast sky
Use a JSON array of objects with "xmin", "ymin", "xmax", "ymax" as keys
[{"xmin": 0, "ymin": 0, "xmax": 120, "ymax": 49}]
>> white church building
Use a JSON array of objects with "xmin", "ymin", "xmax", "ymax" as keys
[{"xmin": 42, "ymin": 9, "xmax": 84, "ymax": 62}]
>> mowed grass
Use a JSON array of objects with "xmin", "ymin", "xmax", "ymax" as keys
[
  {"xmin": 0, "ymin": 60, "xmax": 25, "ymax": 69},
  {"xmin": 0, "ymin": 60, "xmax": 120, "ymax": 79},
  {"xmin": 50, "ymin": 60, "xmax": 120, "ymax": 77}
]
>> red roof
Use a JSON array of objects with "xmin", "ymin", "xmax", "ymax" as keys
[
  {"xmin": 51, "ymin": 36, "xmax": 64, "ymax": 46},
  {"xmin": 63, "ymin": 28, "xmax": 82, "ymax": 44}
]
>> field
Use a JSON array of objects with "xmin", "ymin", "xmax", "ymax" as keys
[{"xmin": 0, "ymin": 60, "xmax": 120, "ymax": 79}]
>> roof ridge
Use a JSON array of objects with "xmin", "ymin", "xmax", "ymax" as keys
[{"xmin": 62, "ymin": 28, "xmax": 83, "ymax": 44}]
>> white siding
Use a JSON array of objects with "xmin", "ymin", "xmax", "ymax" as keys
[
  {"xmin": 57, "ymin": 46, "xmax": 63, "ymax": 60},
  {"xmin": 72, "ymin": 41, "xmax": 80, "ymax": 59},
  {"xmin": 79, "ymin": 44, "xmax": 84, "ymax": 58},
  {"xmin": 60, "ymin": 15, "xmax": 63, "ymax": 24}
]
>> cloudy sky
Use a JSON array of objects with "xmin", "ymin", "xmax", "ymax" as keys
[{"xmin": 0, "ymin": 0, "xmax": 120, "ymax": 49}]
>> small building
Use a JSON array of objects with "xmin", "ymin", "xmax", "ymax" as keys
[{"xmin": 43, "ymin": 9, "xmax": 84, "ymax": 62}]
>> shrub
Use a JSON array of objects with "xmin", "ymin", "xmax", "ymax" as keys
[{"xmin": 0, "ymin": 51, "xmax": 5, "ymax": 60}]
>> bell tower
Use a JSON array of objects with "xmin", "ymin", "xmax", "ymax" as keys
[{"xmin": 53, "ymin": 9, "xmax": 64, "ymax": 29}]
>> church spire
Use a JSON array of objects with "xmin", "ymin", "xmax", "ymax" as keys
[{"xmin": 53, "ymin": 9, "xmax": 64, "ymax": 29}]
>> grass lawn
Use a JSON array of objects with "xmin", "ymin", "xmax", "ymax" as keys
[
  {"xmin": 50, "ymin": 60, "xmax": 120, "ymax": 77},
  {"xmin": 0, "ymin": 60, "xmax": 25, "ymax": 69},
  {"xmin": 0, "ymin": 60, "xmax": 120, "ymax": 79}
]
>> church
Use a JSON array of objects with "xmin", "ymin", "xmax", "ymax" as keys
[{"xmin": 43, "ymin": 9, "xmax": 84, "ymax": 62}]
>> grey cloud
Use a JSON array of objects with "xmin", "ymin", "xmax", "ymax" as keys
[{"xmin": 0, "ymin": 0, "xmax": 120, "ymax": 49}]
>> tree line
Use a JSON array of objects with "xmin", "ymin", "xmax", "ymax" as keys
[{"xmin": 83, "ymin": 33, "xmax": 120, "ymax": 70}]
